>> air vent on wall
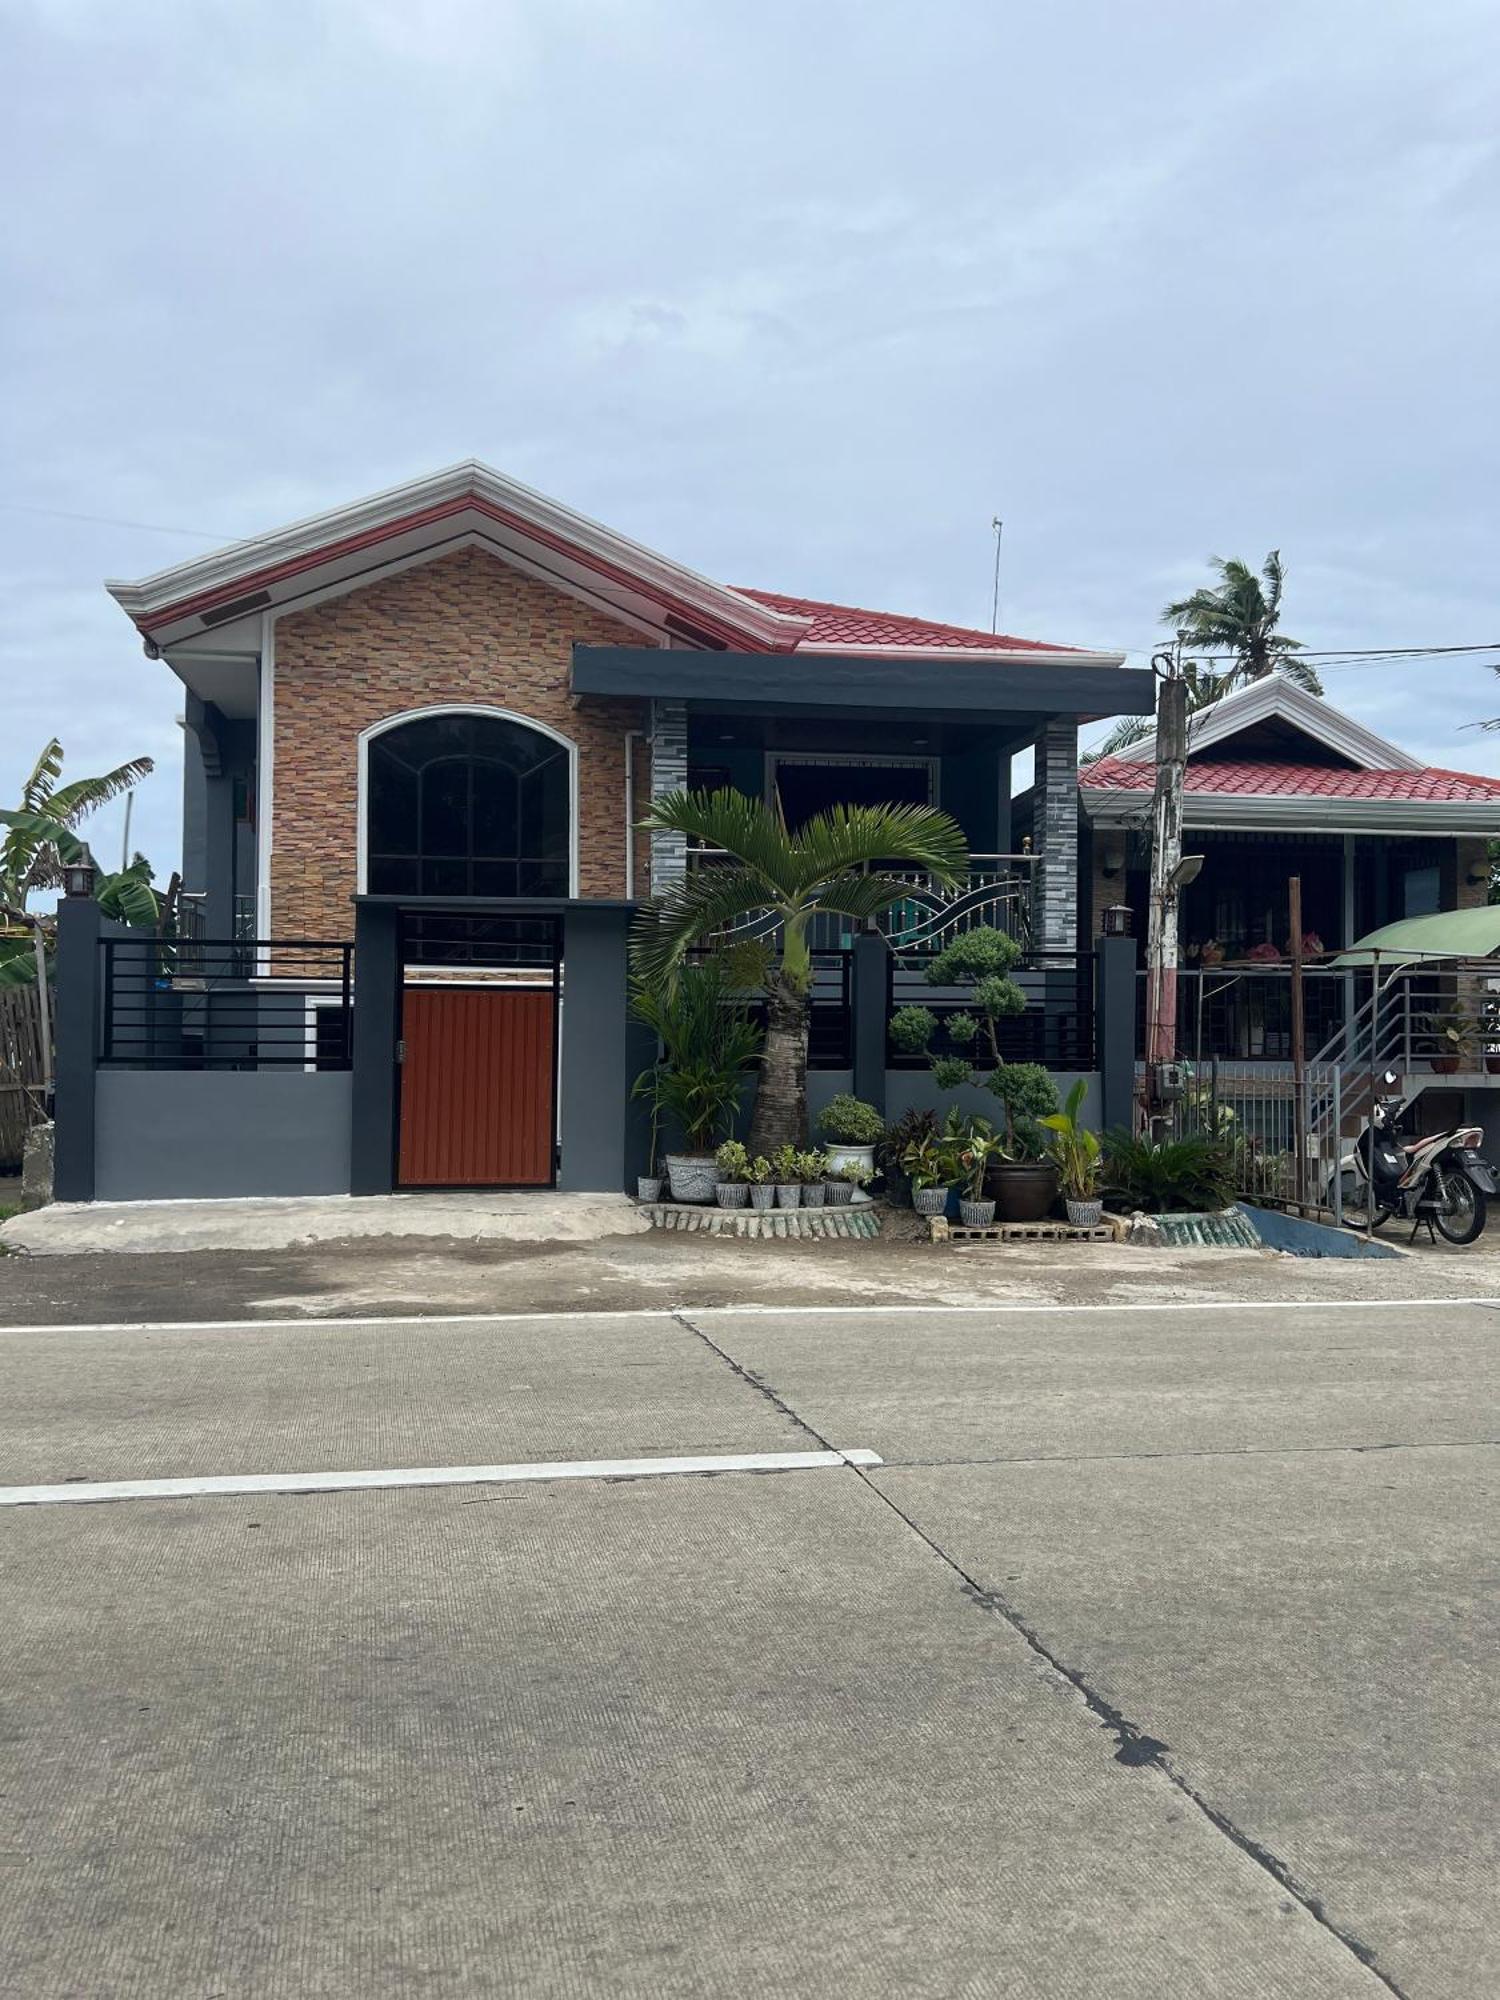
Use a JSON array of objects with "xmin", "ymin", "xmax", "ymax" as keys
[{"xmin": 199, "ymin": 589, "xmax": 273, "ymax": 628}]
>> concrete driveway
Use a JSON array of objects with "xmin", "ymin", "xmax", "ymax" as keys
[{"xmin": 0, "ymin": 1298, "xmax": 1494, "ymax": 1997}]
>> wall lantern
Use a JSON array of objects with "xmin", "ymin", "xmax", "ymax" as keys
[
  {"xmin": 1101, "ymin": 903, "xmax": 1133, "ymax": 937},
  {"xmin": 62, "ymin": 856, "xmax": 98, "ymax": 900}
]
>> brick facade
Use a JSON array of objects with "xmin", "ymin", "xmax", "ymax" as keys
[{"xmin": 268, "ymin": 547, "xmax": 646, "ymax": 937}]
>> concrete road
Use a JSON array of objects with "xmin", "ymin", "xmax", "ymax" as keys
[{"xmin": 0, "ymin": 1300, "xmax": 1494, "ymax": 1998}]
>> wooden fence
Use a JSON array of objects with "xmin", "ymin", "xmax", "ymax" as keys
[{"xmin": 0, "ymin": 981, "xmax": 50, "ymax": 1170}]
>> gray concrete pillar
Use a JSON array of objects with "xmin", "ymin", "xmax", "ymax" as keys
[
  {"xmin": 648, "ymin": 697, "xmax": 689, "ymax": 894},
  {"xmin": 349, "ymin": 901, "xmax": 399, "ymax": 1194},
  {"xmin": 1096, "ymin": 931, "xmax": 1139, "ymax": 1133},
  {"xmin": 52, "ymin": 898, "xmax": 104, "ymax": 1202},
  {"xmin": 851, "ymin": 930, "xmax": 889, "ymax": 1114}
]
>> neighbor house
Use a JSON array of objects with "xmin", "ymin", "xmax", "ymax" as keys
[{"xmin": 52, "ymin": 461, "xmax": 1152, "ymax": 1203}]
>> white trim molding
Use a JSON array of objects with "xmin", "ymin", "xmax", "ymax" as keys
[
  {"xmin": 355, "ymin": 704, "xmax": 581, "ymax": 900},
  {"xmin": 1113, "ymin": 674, "xmax": 1422, "ymax": 771}
]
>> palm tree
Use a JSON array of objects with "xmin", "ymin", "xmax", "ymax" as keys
[
  {"xmin": 634, "ymin": 789, "xmax": 968, "ymax": 1156},
  {"xmin": 1085, "ymin": 551, "xmax": 1322, "ymax": 761}
]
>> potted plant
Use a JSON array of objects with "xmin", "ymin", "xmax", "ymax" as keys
[
  {"xmin": 631, "ymin": 957, "xmax": 762, "ymax": 1203},
  {"xmin": 746, "ymin": 1154, "xmax": 775, "ymax": 1209},
  {"xmin": 1039, "ymin": 1078, "xmax": 1104, "ymax": 1226},
  {"xmin": 799, "ymin": 1148, "xmax": 830, "ymax": 1208},
  {"xmin": 957, "ymin": 1125, "xmax": 1001, "ymax": 1227},
  {"xmin": 986, "ymin": 1063, "xmax": 1062, "ymax": 1220},
  {"xmin": 771, "ymin": 1143, "xmax": 803, "ymax": 1209},
  {"xmin": 1426, "ymin": 1004, "xmax": 1475, "ymax": 1074},
  {"xmin": 877, "ymin": 1107, "xmax": 937, "ymax": 1206},
  {"xmin": 815, "ymin": 1093, "xmax": 885, "ymax": 1179},
  {"xmin": 825, "ymin": 1160, "xmax": 870, "ymax": 1206},
  {"xmin": 1199, "ymin": 938, "xmax": 1225, "ymax": 968},
  {"xmin": 902, "ymin": 1133, "xmax": 953, "ymax": 1216},
  {"xmin": 1484, "ymin": 998, "xmax": 1500, "ymax": 1075},
  {"xmin": 714, "ymin": 1140, "xmax": 751, "ymax": 1208}
]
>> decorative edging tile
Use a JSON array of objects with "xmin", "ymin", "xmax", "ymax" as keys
[
  {"xmin": 641, "ymin": 1203, "xmax": 881, "ymax": 1241},
  {"xmin": 930, "ymin": 1216, "xmax": 1124, "ymax": 1244}
]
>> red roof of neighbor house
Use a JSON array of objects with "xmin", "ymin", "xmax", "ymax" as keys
[
  {"xmin": 1081, "ymin": 757, "xmax": 1500, "ymax": 802},
  {"xmin": 737, "ymin": 588, "xmax": 1088, "ymax": 654}
]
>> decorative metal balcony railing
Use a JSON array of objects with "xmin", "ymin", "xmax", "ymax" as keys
[{"xmin": 682, "ymin": 850, "xmax": 1036, "ymax": 952}]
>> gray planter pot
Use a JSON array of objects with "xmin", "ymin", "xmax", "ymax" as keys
[
  {"xmin": 637, "ymin": 1176, "xmax": 662, "ymax": 1204},
  {"xmin": 912, "ymin": 1186, "xmax": 949, "ymax": 1216},
  {"xmin": 802, "ymin": 1183, "xmax": 827, "ymax": 1209},
  {"xmin": 823, "ymin": 1141, "xmax": 877, "ymax": 1179},
  {"xmin": 776, "ymin": 1183, "xmax": 802, "ymax": 1209},
  {"xmin": 665, "ymin": 1154, "xmax": 719, "ymax": 1204},
  {"xmin": 715, "ymin": 1182, "xmax": 749, "ymax": 1209},
  {"xmin": 1066, "ymin": 1196, "xmax": 1105, "ymax": 1228},
  {"xmin": 749, "ymin": 1183, "xmax": 775, "ymax": 1210},
  {"xmin": 959, "ymin": 1198, "xmax": 997, "ymax": 1227},
  {"xmin": 825, "ymin": 1181, "xmax": 854, "ymax": 1206}
]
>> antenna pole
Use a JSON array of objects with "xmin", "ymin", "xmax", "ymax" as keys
[{"xmin": 990, "ymin": 517, "xmax": 1004, "ymax": 633}]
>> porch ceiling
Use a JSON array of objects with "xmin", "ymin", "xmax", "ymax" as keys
[{"xmin": 572, "ymin": 645, "xmax": 1155, "ymax": 722}]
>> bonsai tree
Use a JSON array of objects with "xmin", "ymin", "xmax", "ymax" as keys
[
  {"xmin": 630, "ymin": 955, "xmax": 763, "ymax": 1157},
  {"xmin": 893, "ymin": 924, "xmax": 1060, "ymax": 1152},
  {"xmin": 634, "ymin": 788, "xmax": 967, "ymax": 1156}
]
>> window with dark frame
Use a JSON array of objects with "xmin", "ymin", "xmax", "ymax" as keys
[{"xmin": 367, "ymin": 712, "xmax": 570, "ymax": 898}]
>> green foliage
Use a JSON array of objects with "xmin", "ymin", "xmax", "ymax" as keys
[
  {"xmin": 877, "ymin": 1107, "xmax": 937, "ymax": 1183},
  {"xmin": 900, "ymin": 1132, "xmax": 951, "ymax": 1193},
  {"xmin": 1102, "ymin": 1130, "xmax": 1237, "ymax": 1214},
  {"xmin": 745, "ymin": 1154, "xmax": 772, "ymax": 1185},
  {"xmin": 925, "ymin": 926, "xmax": 1022, "ymax": 984},
  {"xmin": 714, "ymin": 1139, "xmax": 751, "ymax": 1183},
  {"xmin": 770, "ymin": 1143, "xmax": 802, "ymax": 1184},
  {"xmin": 944, "ymin": 1011, "xmax": 978, "ymax": 1046},
  {"xmin": 815, "ymin": 1093, "xmax": 885, "ymax": 1144},
  {"xmin": 983, "ymin": 1062, "xmax": 1059, "ymax": 1157},
  {"xmin": 1038, "ymin": 1078, "xmax": 1102, "ymax": 1198},
  {"xmin": 931, "ymin": 1055, "xmax": 973, "ymax": 1091},
  {"xmin": 888, "ymin": 1004, "xmax": 937, "ymax": 1055},
  {"xmin": 630, "ymin": 956, "xmax": 763, "ymax": 1153},
  {"xmin": 955, "ymin": 1126, "xmax": 1004, "ymax": 1200},
  {"xmin": 0, "ymin": 739, "xmax": 155, "ymax": 908},
  {"xmin": 835, "ymin": 1160, "xmax": 873, "ymax": 1188},
  {"xmin": 795, "ymin": 1148, "xmax": 829, "ymax": 1184},
  {"xmin": 972, "ymin": 974, "xmax": 1026, "ymax": 1020},
  {"xmin": 95, "ymin": 854, "xmax": 160, "ymax": 928}
]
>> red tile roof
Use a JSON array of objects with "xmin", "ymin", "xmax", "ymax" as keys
[
  {"xmin": 737, "ymin": 588, "xmax": 1089, "ymax": 654},
  {"xmin": 1082, "ymin": 757, "xmax": 1500, "ymax": 802}
]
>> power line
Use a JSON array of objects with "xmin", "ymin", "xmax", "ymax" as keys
[{"xmin": 0, "ymin": 500, "xmax": 239, "ymax": 540}]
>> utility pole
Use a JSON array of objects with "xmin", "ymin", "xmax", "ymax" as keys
[
  {"xmin": 1144, "ymin": 637, "xmax": 1191, "ymax": 1105},
  {"xmin": 1288, "ymin": 874, "xmax": 1306, "ymax": 1211},
  {"xmin": 990, "ymin": 518, "xmax": 1004, "ymax": 633}
]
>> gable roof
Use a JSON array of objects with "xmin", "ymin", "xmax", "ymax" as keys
[
  {"xmin": 1110, "ymin": 672, "xmax": 1422, "ymax": 772},
  {"xmin": 1083, "ymin": 758, "xmax": 1500, "ymax": 803},
  {"xmin": 106, "ymin": 460, "xmax": 1123, "ymax": 666}
]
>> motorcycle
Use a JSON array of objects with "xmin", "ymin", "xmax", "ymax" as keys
[{"xmin": 1335, "ymin": 1071, "xmax": 1499, "ymax": 1244}]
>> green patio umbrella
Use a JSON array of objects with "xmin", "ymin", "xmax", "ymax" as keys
[{"xmin": 1332, "ymin": 906, "xmax": 1500, "ymax": 967}]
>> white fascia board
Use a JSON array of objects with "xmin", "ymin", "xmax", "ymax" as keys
[
  {"xmin": 105, "ymin": 460, "xmax": 812, "ymax": 650},
  {"xmin": 1111, "ymin": 675, "xmax": 1421, "ymax": 771},
  {"xmin": 1080, "ymin": 787, "xmax": 1500, "ymax": 834}
]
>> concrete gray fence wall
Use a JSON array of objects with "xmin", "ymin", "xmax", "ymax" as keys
[{"xmin": 94, "ymin": 1071, "xmax": 353, "ymax": 1201}]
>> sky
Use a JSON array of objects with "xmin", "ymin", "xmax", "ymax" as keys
[{"xmin": 3, "ymin": 0, "xmax": 1498, "ymax": 882}]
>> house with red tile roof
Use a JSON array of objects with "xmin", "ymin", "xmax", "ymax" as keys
[
  {"xmin": 1077, "ymin": 675, "xmax": 1500, "ymax": 1057},
  {"xmin": 55, "ymin": 460, "xmax": 1152, "ymax": 1203}
]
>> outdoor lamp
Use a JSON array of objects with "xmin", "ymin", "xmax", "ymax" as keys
[
  {"xmin": 1169, "ymin": 853, "xmax": 1205, "ymax": 892},
  {"xmin": 63, "ymin": 856, "xmax": 98, "ymax": 900},
  {"xmin": 1102, "ymin": 904, "xmax": 1133, "ymax": 937}
]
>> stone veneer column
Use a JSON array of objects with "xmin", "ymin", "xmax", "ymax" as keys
[
  {"xmin": 1033, "ymin": 716, "xmax": 1079, "ymax": 953},
  {"xmin": 648, "ymin": 697, "xmax": 689, "ymax": 894}
]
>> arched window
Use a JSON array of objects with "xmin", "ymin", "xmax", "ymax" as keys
[{"xmin": 363, "ymin": 710, "xmax": 573, "ymax": 897}]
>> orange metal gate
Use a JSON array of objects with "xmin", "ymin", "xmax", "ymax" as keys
[{"xmin": 397, "ymin": 985, "xmax": 556, "ymax": 1188}]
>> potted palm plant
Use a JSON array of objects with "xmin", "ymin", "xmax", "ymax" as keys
[
  {"xmin": 815, "ymin": 1094, "xmax": 885, "ymax": 1179},
  {"xmin": 1039, "ymin": 1079, "xmax": 1104, "ymax": 1227},
  {"xmin": 631, "ymin": 956, "xmax": 762, "ymax": 1203},
  {"xmin": 714, "ymin": 1140, "xmax": 750, "ymax": 1208}
]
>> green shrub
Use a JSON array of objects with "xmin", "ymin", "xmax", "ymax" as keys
[
  {"xmin": 815, "ymin": 1093, "xmax": 885, "ymax": 1145},
  {"xmin": 931, "ymin": 1055, "xmax": 973, "ymax": 1091},
  {"xmin": 1103, "ymin": 1130, "xmax": 1236, "ymax": 1214},
  {"xmin": 983, "ymin": 1061, "xmax": 1059, "ymax": 1158},
  {"xmin": 889, "ymin": 1005, "xmax": 937, "ymax": 1055}
]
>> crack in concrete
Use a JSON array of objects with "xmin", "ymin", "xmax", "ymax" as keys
[{"xmin": 672, "ymin": 1307, "xmax": 1411, "ymax": 2000}]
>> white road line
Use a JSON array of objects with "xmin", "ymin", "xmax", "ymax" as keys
[
  {"xmin": 0, "ymin": 1447, "xmax": 884, "ymax": 1508},
  {"xmin": 0, "ymin": 1297, "xmax": 1496, "ymax": 1335}
]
